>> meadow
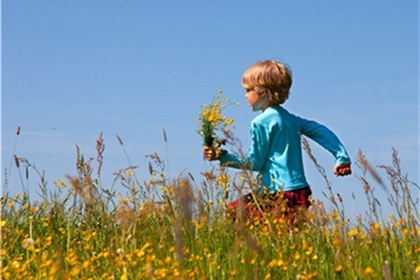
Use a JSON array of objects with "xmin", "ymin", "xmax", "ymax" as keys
[{"xmin": 1, "ymin": 129, "xmax": 419, "ymax": 280}]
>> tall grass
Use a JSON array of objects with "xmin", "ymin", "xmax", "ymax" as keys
[{"xmin": 1, "ymin": 131, "xmax": 419, "ymax": 279}]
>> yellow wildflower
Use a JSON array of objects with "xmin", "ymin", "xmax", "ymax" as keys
[
  {"xmin": 216, "ymin": 173, "xmax": 230, "ymax": 187},
  {"xmin": 347, "ymin": 227, "xmax": 359, "ymax": 237},
  {"xmin": 363, "ymin": 267, "xmax": 374, "ymax": 276},
  {"xmin": 198, "ymin": 90, "xmax": 237, "ymax": 152},
  {"xmin": 70, "ymin": 266, "xmax": 81, "ymax": 277}
]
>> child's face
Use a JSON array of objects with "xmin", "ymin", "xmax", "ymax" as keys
[{"xmin": 244, "ymin": 88, "xmax": 268, "ymax": 112}]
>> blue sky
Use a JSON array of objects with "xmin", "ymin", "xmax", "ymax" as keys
[{"xmin": 2, "ymin": 1, "xmax": 419, "ymax": 216}]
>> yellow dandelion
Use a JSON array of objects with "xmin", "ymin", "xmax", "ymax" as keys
[
  {"xmin": 224, "ymin": 118, "xmax": 234, "ymax": 126},
  {"xmin": 70, "ymin": 266, "xmax": 81, "ymax": 277},
  {"xmin": 216, "ymin": 173, "xmax": 230, "ymax": 186},
  {"xmin": 347, "ymin": 227, "xmax": 359, "ymax": 237},
  {"xmin": 120, "ymin": 272, "xmax": 128, "ymax": 280},
  {"xmin": 50, "ymin": 260, "xmax": 60, "ymax": 276},
  {"xmin": 268, "ymin": 259, "xmax": 277, "ymax": 269},
  {"xmin": 363, "ymin": 267, "xmax": 374, "ymax": 276},
  {"xmin": 11, "ymin": 260, "xmax": 20, "ymax": 269}
]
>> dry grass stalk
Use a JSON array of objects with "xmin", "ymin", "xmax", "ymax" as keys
[
  {"xmin": 302, "ymin": 138, "xmax": 345, "ymax": 219},
  {"xmin": 175, "ymin": 178, "xmax": 195, "ymax": 221},
  {"xmin": 65, "ymin": 170, "xmax": 99, "ymax": 211},
  {"xmin": 96, "ymin": 132, "xmax": 105, "ymax": 177},
  {"xmin": 138, "ymin": 200, "xmax": 168, "ymax": 218},
  {"xmin": 116, "ymin": 202, "xmax": 136, "ymax": 230},
  {"xmin": 356, "ymin": 150, "xmax": 387, "ymax": 192},
  {"xmin": 171, "ymin": 177, "xmax": 196, "ymax": 266},
  {"xmin": 382, "ymin": 260, "xmax": 393, "ymax": 280},
  {"xmin": 173, "ymin": 217, "xmax": 184, "ymax": 266}
]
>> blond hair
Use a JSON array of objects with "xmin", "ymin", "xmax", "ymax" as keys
[{"xmin": 242, "ymin": 60, "xmax": 292, "ymax": 105}]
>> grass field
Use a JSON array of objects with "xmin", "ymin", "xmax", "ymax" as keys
[{"xmin": 1, "ymin": 132, "xmax": 419, "ymax": 279}]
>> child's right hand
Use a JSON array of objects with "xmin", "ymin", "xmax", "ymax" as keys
[
  {"xmin": 203, "ymin": 146, "xmax": 218, "ymax": 161},
  {"xmin": 333, "ymin": 163, "xmax": 352, "ymax": 176}
]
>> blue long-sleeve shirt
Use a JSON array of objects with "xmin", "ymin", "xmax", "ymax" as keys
[{"xmin": 219, "ymin": 106, "xmax": 351, "ymax": 192}]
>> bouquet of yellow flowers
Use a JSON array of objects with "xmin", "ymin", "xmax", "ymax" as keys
[{"xmin": 198, "ymin": 90, "xmax": 236, "ymax": 155}]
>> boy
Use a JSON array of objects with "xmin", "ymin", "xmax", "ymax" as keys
[{"xmin": 203, "ymin": 59, "xmax": 352, "ymax": 222}]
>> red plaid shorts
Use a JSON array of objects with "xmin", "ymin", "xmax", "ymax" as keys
[{"xmin": 226, "ymin": 187, "xmax": 312, "ymax": 220}]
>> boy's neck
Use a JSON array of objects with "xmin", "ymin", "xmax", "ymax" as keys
[{"xmin": 261, "ymin": 101, "xmax": 278, "ymax": 112}]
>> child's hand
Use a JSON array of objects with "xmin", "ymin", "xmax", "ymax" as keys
[
  {"xmin": 203, "ymin": 146, "xmax": 219, "ymax": 161},
  {"xmin": 333, "ymin": 163, "xmax": 352, "ymax": 176}
]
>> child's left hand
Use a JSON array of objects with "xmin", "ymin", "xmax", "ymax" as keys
[
  {"xmin": 203, "ymin": 146, "xmax": 219, "ymax": 161},
  {"xmin": 333, "ymin": 163, "xmax": 352, "ymax": 176}
]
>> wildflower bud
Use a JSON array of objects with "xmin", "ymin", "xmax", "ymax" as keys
[
  {"xmin": 116, "ymin": 134, "xmax": 124, "ymax": 145},
  {"xmin": 148, "ymin": 162, "xmax": 153, "ymax": 175},
  {"xmin": 364, "ymin": 184, "xmax": 370, "ymax": 193},
  {"xmin": 163, "ymin": 128, "xmax": 168, "ymax": 143},
  {"xmin": 14, "ymin": 155, "xmax": 20, "ymax": 168},
  {"xmin": 22, "ymin": 238, "xmax": 34, "ymax": 249}
]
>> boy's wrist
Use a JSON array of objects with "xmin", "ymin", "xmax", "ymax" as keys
[{"xmin": 218, "ymin": 149, "xmax": 227, "ymax": 159}]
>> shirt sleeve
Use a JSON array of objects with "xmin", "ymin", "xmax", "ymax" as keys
[
  {"xmin": 299, "ymin": 118, "xmax": 351, "ymax": 164},
  {"xmin": 219, "ymin": 121, "xmax": 268, "ymax": 171}
]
